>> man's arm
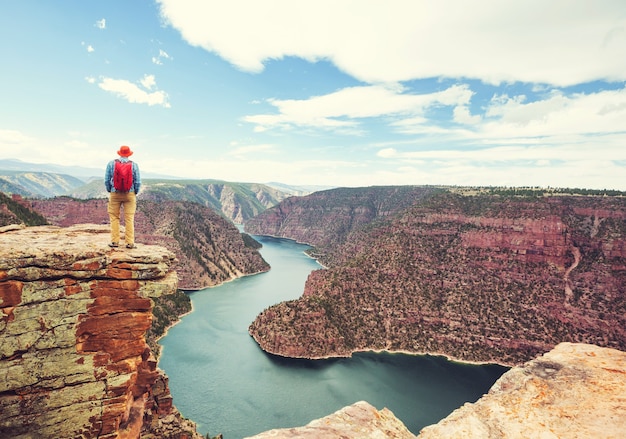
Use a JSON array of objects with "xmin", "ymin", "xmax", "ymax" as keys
[
  {"xmin": 104, "ymin": 161, "xmax": 114, "ymax": 192},
  {"xmin": 133, "ymin": 163, "xmax": 141, "ymax": 194}
]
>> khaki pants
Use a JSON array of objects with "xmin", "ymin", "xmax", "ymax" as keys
[{"xmin": 108, "ymin": 191, "xmax": 136, "ymax": 245}]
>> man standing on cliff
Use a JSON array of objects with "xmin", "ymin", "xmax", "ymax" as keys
[{"xmin": 105, "ymin": 145, "xmax": 141, "ymax": 249}]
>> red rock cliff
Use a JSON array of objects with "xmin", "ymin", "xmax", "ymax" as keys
[
  {"xmin": 0, "ymin": 224, "xmax": 200, "ymax": 438},
  {"xmin": 249, "ymin": 190, "xmax": 626, "ymax": 365}
]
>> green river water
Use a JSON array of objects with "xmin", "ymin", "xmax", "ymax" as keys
[{"xmin": 158, "ymin": 235, "xmax": 507, "ymax": 438}]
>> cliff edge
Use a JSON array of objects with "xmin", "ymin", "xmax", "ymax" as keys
[
  {"xmin": 0, "ymin": 224, "xmax": 200, "ymax": 438},
  {"xmin": 417, "ymin": 342, "xmax": 626, "ymax": 438}
]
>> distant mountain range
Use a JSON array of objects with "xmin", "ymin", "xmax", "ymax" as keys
[
  {"xmin": 0, "ymin": 158, "xmax": 330, "ymax": 223},
  {"xmin": 0, "ymin": 158, "xmax": 175, "ymax": 179}
]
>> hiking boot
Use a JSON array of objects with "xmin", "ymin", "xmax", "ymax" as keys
[
  {"xmin": 126, "ymin": 243, "xmax": 136, "ymax": 249},
  {"xmin": 108, "ymin": 242, "xmax": 119, "ymax": 248}
]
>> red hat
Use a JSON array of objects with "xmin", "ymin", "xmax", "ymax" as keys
[{"xmin": 117, "ymin": 145, "xmax": 133, "ymax": 157}]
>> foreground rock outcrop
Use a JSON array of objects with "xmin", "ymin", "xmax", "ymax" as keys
[
  {"xmin": 0, "ymin": 224, "xmax": 200, "ymax": 438},
  {"xmin": 249, "ymin": 189, "xmax": 626, "ymax": 365},
  {"xmin": 246, "ymin": 343, "xmax": 626, "ymax": 439},
  {"xmin": 247, "ymin": 401, "xmax": 416, "ymax": 439},
  {"xmin": 417, "ymin": 342, "xmax": 626, "ymax": 438}
]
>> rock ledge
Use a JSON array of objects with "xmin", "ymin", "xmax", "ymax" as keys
[{"xmin": 0, "ymin": 224, "xmax": 200, "ymax": 438}]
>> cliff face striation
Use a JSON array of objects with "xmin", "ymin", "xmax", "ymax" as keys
[
  {"xmin": 245, "ymin": 186, "xmax": 439, "ymax": 251},
  {"xmin": 245, "ymin": 343, "xmax": 626, "ymax": 439},
  {"xmin": 247, "ymin": 401, "xmax": 416, "ymax": 439},
  {"xmin": 30, "ymin": 197, "xmax": 270, "ymax": 290},
  {"xmin": 248, "ymin": 189, "xmax": 626, "ymax": 365},
  {"xmin": 0, "ymin": 224, "xmax": 200, "ymax": 438}
]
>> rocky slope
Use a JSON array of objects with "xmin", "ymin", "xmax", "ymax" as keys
[
  {"xmin": 245, "ymin": 186, "xmax": 439, "ymax": 250},
  {"xmin": 0, "ymin": 193, "xmax": 48, "ymax": 227},
  {"xmin": 0, "ymin": 224, "xmax": 200, "ymax": 438},
  {"xmin": 248, "ymin": 189, "xmax": 626, "ymax": 365},
  {"xmin": 29, "ymin": 197, "xmax": 269, "ymax": 290},
  {"xmin": 246, "ymin": 343, "xmax": 626, "ymax": 439},
  {"xmin": 417, "ymin": 342, "xmax": 626, "ymax": 438},
  {"xmin": 248, "ymin": 401, "xmax": 416, "ymax": 439},
  {"xmin": 0, "ymin": 170, "xmax": 85, "ymax": 197}
]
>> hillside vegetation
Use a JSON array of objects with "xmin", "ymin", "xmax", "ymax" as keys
[
  {"xmin": 0, "ymin": 170, "xmax": 86, "ymax": 197},
  {"xmin": 0, "ymin": 192, "xmax": 48, "ymax": 227},
  {"xmin": 248, "ymin": 187, "xmax": 626, "ymax": 365}
]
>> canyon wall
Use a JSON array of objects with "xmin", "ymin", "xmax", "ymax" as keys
[
  {"xmin": 30, "ymin": 197, "xmax": 269, "ymax": 290},
  {"xmin": 245, "ymin": 186, "xmax": 439, "ymax": 250},
  {"xmin": 0, "ymin": 224, "xmax": 200, "ymax": 438},
  {"xmin": 248, "ymin": 189, "xmax": 626, "ymax": 365}
]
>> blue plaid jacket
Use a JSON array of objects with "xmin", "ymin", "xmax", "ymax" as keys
[{"xmin": 104, "ymin": 157, "xmax": 141, "ymax": 194}]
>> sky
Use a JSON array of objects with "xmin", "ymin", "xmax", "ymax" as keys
[{"xmin": 1, "ymin": 1, "xmax": 625, "ymax": 189}]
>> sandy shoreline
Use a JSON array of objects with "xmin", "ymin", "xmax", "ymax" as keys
[{"xmin": 249, "ymin": 339, "xmax": 514, "ymax": 368}]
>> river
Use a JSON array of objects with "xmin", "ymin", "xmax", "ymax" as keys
[{"xmin": 158, "ymin": 235, "xmax": 507, "ymax": 438}]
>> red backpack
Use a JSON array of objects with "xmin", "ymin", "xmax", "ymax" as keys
[{"xmin": 113, "ymin": 159, "xmax": 134, "ymax": 192}]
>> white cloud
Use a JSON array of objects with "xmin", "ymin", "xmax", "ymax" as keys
[
  {"xmin": 481, "ymin": 87, "xmax": 626, "ymax": 139},
  {"xmin": 377, "ymin": 148, "xmax": 398, "ymax": 159},
  {"xmin": 95, "ymin": 18, "xmax": 106, "ymax": 30},
  {"xmin": 65, "ymin": 139, "xmax": 90, "ymax": 150},
  {"xmin": 152, "ymin": 49, "xmax": 172, "ymax": 65},
  {"xmin": 453, "ymin": 106, "xmax": 481, "ymax": 125},
  {"xmin": 81, "ymin": 41, "xmax": 95, "ymax": 53},
  {"xmin": 372, "ymin": 146, "xmax": 626, "ymax": 189},
  {"xmin": 377, "ymin": 141, "xmax": 626, "ymax": 163},
  {"xmin": 157, "ymin": 0, "xmax": 626, "ymax": 86},
  {"xmin": 94, "ymin": 75, "xmax": 171, "ymax": 107},
  {"xmin": 140, "ymin": 74, "xmax": 157, "ymax": 90},
  {"xmin": 0, "ymin": 130, "xmax": 106, "ymax": 167},
  {"xmin": 226, "ymin": 143, "xmax": 278, "ymax": 157},
  {"xmin": 370, "ymin": 84, "xmax": 626, "ymax": 189},
  {"xmin": 142, "ymin": 155, "xmax": 368, "ymax": 186},
  {"xmin": 244, "ymin": 84, "xmax": 475, "ymax": 132},
  {"xmin": 0, "ymin": 129, "xmax": 33, "ymax": 144}
]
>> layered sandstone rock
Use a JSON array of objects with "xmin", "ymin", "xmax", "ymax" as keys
[
  {"xmin": 417, "ymin": 342, "xmax": 626, "ymax": 439},
  {"xmin": 0, "ymin": 224, "xmax": 200, "ymax": 438},
  {"xmin": 245, "ymin": 186, "xmax": 438, "ymax": 249},
  {"xmin": 246, "ymin": 343, "xmax": 626, "ymax": 439},
  {"xmin": 247, "ymin": 401, "xmax": 416, "ymax": 439}
]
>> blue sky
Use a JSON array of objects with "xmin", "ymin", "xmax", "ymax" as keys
[{"xmin": 1, "ymin": 1, "xmax": 625, "ymax": 189}]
